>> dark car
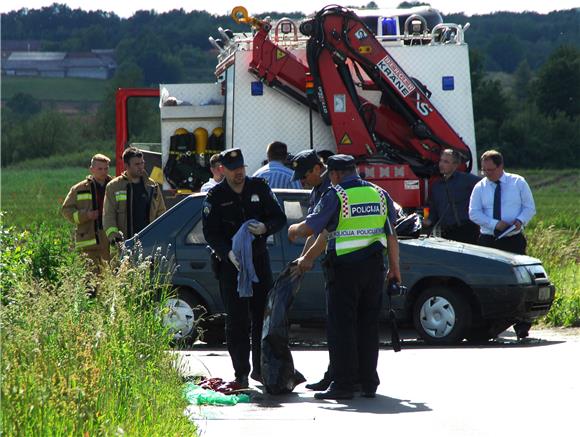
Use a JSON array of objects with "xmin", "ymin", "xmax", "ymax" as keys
[{"xmin": 125, "ymin": 190, "xmax": 555, "ymax": 345}]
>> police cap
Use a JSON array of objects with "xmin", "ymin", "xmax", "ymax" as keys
[
  {"xmin": 220, "ymin": 148, "xmax": 245, "ymax": 170},
  {"xmin": 327, "ymin": 154, "xmax": 356, "ymax": 172},
  {"xmin": 291, "ymin": 150, "xmax": 321, "ymax": 181}
]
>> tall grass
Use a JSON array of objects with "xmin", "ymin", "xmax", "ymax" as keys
[
  {"xmin": 526, "ymin": 222, "xmax": 580, "ymax": 327},
  {"xmin": 1, "ymin": 224, "xmax": 197, "ymax": 435},
  {"xmin": 519, "ymin": 169, "xmax": 580, "ymax": 327}
]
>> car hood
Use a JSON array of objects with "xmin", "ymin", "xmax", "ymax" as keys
[{"xmin": 400, "ymin": 237, "xmax": 542, "ymax": 266}]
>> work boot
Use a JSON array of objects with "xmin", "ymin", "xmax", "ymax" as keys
[
  {"xmin": 305, "ymin": 377, "xmax": 331, "ymax": 391},
  {"xmin": 314, "ymin": 383, "xmax": 353, "ymax": 400}
]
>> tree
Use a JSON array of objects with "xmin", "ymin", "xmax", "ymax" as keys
[
  {"xmin": 513, "ymin": 60, "xmax": 533, "ymax": 101},
  {"xmin": 6, "ymin": 93, "xmax": 42, "ymax": 117},
  {"xmin": 473, "ymin": 79, "xmax": 509, "ymax": 124},
  {"xmin": 398, "ymin": 2, "xmax": 431, "ymax": 8},
  {"xmin": 535, "ymin": 45, "xmax": 580, "ymax": 118},
  {"xmin": 469, "ymin": 49, "xmax": 486, "ymax": 92},
  {"xmin": 96, "ymin": 61, "xmax": 145, "ymax": 139},
  {"xmin": 486, "ymin": 34, "xmax": 524, "ymax": 73}
]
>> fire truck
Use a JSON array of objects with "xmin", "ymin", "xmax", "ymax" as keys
[{"xmin": 115, "ymin": 4, "xmax": 476, "ymax": 209}]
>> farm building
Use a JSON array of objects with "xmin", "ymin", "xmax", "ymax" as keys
[{"xmin": 1, "ymin": 49, "xmax": 116, "ymax": 80}]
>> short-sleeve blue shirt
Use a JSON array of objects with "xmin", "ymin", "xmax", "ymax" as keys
[{"xmin": 305, "ymin": 175, "xmax": 395, "ymax": 262}]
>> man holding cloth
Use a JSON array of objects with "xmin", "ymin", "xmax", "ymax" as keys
[{"xmin": 202, "ymin": 148, "xmax": 286, "ymax": 388}]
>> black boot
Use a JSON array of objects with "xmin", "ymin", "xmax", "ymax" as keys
[
  {"xmin": 305, "ymin": 377, "xmax": 331, "ymax": 391},
  {"xmin": 314, "ymin": 383, "xmax": 353, "ymax": 400}
]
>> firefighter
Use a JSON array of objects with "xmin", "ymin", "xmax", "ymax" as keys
[
  {"xmin": 103, "ymin": 147, "xmax": 166, "ymax": 244},
  {"xmin": 61, "ymin": 153, "xmax": 113, "ymax": 271},
  {"xmin": 202, "ymin": 148, "xmax": 287, "ymax": 388},
  {"xmin": 288, "ymin": 154, "xmax": 401, "ymax": 400}
]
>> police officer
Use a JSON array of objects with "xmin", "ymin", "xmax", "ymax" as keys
[
  {"xmin": 202, "ymin": 148, "xmax": 287, "ymax": 388},
  {"xmin": 290, "ymin": 150, "xmax": 331, "ymax": 258},
  {"xmin": 288, "ymin": 154, "xmax": 401, "ymax": 400},
  {"xmin": 291, "ymin": 150, "xmax": 400, "ymax": 392}
]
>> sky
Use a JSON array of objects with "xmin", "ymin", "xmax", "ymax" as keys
[{"xmin": 1, "ymin": 0, "xmax": 579, "ymax": 17}]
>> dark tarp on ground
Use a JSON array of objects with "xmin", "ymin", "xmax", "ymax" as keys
[{"xmin": 261, "ymin": 262, "xmax": 306, "ymax": 394}]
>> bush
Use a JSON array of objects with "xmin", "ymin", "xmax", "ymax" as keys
[
  {"xmin": 1, "ymin": 226, "xmax": 197, "ymax": 435},
  {"xmin": 526, "ymin": 222, "xmax": 580, "ymax": 327}
]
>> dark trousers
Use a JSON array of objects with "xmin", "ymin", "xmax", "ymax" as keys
[
  {"xmin": 218, "ymin": 251, "xmax": 273, "ymax": 379},
  {"xmin": 478, "ymin": 233, "xmax": 527, "ymax": 255},
  {"xmin": 478, "ymin": 232, "xmax": 530, "ymax": 335},
  {"xmin": 325, "ymin": 252, "xmax": 385, "ymax": 392},
  {"xmin": 442, "ymin": 221, "xmax": 480, "ymax": 244}
]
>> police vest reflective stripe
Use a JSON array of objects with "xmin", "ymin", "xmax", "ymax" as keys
[
  {"xmin": 115, "ymin": 191, "xmax": 127, "ymax": 202},
  {"xmin": 331, "ymin": 184, "xmax": 388, "ymax": 256},
  {"xmin": 76, "ymin": 238, "xmax": 97, "ymax": 249}
]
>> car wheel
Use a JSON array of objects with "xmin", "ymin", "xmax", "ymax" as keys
[
  {"xmin": 163, "ymin": 288, "xmax": 204, "ymax": 344},
  {"xmin": 413, "ymin": 286, "xmax": 472, "ymax": 345}
]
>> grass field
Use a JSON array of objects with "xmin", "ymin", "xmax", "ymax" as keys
[
  {"xmin": 1, "ymin": 76, "xmax": 110, "ymax": 102},
  {"xmin": 2, "ymin": 165, "xmax": 578, "ymax": 326}
]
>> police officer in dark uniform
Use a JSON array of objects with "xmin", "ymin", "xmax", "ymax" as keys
[
  {"xmin": 202, "ymin": 148, "xmax": 287, "ymax": 388},
  {"xmin": 289, "ymin": 155, "xmax": 401, "ymax": 400},
  {"xmin": 290, "ymin": 150, "xmax": 331, "ymax": 256}
]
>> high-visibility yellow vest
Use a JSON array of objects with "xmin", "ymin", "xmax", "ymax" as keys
[{"xmin": 329, "ymin": 184, "xmax": 388, "ymax": 257}]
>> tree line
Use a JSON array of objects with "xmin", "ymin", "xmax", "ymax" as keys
[{"xmin": 1, "ymin": 3, "xmax": 579, "ymax": 168}]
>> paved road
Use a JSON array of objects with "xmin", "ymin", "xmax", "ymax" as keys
[{"xmin": 177, "ymin": 327, "xmax": 580, "ymax": 437}]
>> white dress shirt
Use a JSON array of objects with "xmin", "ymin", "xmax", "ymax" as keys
[
  {"xmin": 200, "ymin": 177, "xmax": 220, "ymax": 193},
  {"xmin": 469, "ymin": 172, "xmax": 536, "ymax": 236}
]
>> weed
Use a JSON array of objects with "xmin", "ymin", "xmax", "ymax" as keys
[{"xmin": 1, "ymin": 226, "xmax": 197, "ymax": 435}]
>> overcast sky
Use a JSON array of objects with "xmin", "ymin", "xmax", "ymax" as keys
[{"xmin": 1, "ymin": 0, "xmax": 579, "ymax": 17}]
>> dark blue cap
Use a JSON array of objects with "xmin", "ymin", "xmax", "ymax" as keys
[
  {"xmin": 327, "ymin": 154, "xmax": 356, "ymax": 171},
  {"xmin": 219, "ymin": 148, "xmax": 245, "ymax": 170},
  {"xmin": 291, "ymin": 150, "xmax": 321, "ymax": 181}
]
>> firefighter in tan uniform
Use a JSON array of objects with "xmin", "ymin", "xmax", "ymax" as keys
[
  {"xmin": 103, "ymin": 147, "xmax": 166, "ymax": 243},
  {"xmin": 61, "ymin": 154, "xmax": 112, "ymax": 269}
]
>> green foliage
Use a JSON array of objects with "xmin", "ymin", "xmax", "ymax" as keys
[
  {"xmin": 1, "ymin": 76, "xmax": 110, "ymax": 101},
  {"xmin": 1, "ymin": 226, "xmax": 197, "ymax": 435},
  {"xmin": 1, "ymin": 109, "xmax": 89, "ymax": 166},
  {"xmin": 472, "ymin": 44, "xmax": 580, "ymax": 169},
  {"xmin": 5, "ymin": 92, "xmax": 42, "ymax": 116},
  {"xmin": 518, "ymin": 169, "xmax": 580, "ymax": 327},
  {"xmin": 534, "ymin": 45, "xmax": 580, "ymax": 117},
  {"xmin": 498, "ymin": 108, "xmax": 580, "ymax": 169},
  {"xmin": 513, "ymin": 60, "xmax": 532, "ymax": 101},
  {"xmin": 446, "ymin": 10, "xmax": 580, "ymax": 72}
]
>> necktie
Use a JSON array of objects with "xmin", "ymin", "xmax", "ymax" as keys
[{"xmin": 493, "ymin": 180, "xmax": 501, "ymax": 220}]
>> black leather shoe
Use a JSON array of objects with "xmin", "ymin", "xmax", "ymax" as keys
[
  {"xmin": 305, "ymin": 378, "xmax": 331, "ymax": 391},
  {"xmin": 314, "ymin": 387, "xmax": 354, "ymax": 400},
  {"xmin": 235, "ymin": 376, "xmax": 249, "ymax": 389},
  {"xmin": 361, "ymin": 391, "xmax": 376, "ymax": 398}
]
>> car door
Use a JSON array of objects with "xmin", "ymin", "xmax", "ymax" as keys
[{"xmin": 278, "ymin": 191, "xmax": 327, "ymax": 322}]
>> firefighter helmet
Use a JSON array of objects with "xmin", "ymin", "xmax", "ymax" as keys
[{"xmin": 174, "ymin": 127, "xmax": 189, "ymax": 135}]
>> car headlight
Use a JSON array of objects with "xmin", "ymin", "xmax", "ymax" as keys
[{"xmin": 513, "ymin": 266, "xmax": 533, "ymax": 285}]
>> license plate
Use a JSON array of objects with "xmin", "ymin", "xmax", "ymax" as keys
[{"xmin": 538, "ymin": 287, "xmax": 551, "ymax": 301}]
